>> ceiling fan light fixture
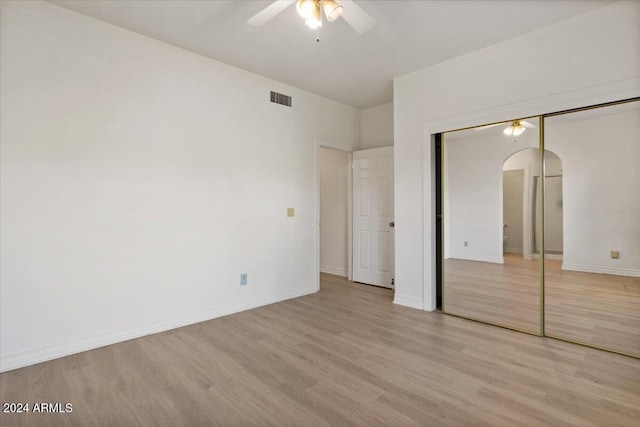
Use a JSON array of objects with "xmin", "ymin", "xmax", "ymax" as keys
[
  {"xmin": 305, "ymin": 17, "xmax": 322, "ymax": 29},
  {"xmin": 248, "ymin": 0, "xmax": 376, "ymax": 35},
  {"xmin": 296, "ymin": 0, "xmax": 316, "ymax": 19},
  {"xmin": 503, "ymin": 120, "xmax": 527, "ymax": 137},
  {"xmin": 512, "ymin": 124, "xmax": 526, "ymax": 136},
  {"xmin": 305, "ymin": 1, "xmax": 322, "ymax": 29},
  {"xmin": 323, "ymin": 0, "xmax": 343, "ymax": 22}
]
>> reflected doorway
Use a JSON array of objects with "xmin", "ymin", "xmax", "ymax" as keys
[
  {"xmin": 502, "ymin": 169, "xmax": 525, "ymax": 256},
  {"xmin": 501, "ymin": 149, "xmax": 564, "ymax": 261},
  {"xmin": 533, "ymin": 151, "xmax": 563, "ymax": 258}
]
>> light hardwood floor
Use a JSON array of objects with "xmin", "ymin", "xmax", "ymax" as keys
[
  {"xmin": 444, "ymin": 253, "xmax": 640, "ymax": 356},
  {"xmin": 1, "ymin": 273, "xmax": 639, "ymax": 426}
]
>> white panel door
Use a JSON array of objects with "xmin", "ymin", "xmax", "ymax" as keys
[{"xmin": 352, "ymin": 146, "xmax": 394, "ymax": 288}]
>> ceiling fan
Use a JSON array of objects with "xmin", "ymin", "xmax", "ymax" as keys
[
  {"xmin": 474, "ymin": 120, "xmax": 536, "ymax": 136},
  {"xmin": 248, "ymin": 0, "xmax": 376, "ymax": 34}
]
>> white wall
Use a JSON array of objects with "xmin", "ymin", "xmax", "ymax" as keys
[
  {"xmin": 444, "ymin": 128, "xmax": 538, "ymax": 263},
  {"xmin": 546, "ymin": 103, "xmax": 640, "ymax": 276},
  {"xmin": 319, "ymin": 148, "xmax": 349, "ymax": 276},
  {"xmin": 0, "ymin": 0, "xmax": 359, "ymax": 371},
  {"xmin": 503, "ymin": 148, "xmax": 562, "ymax": 177},
  {"xmin": 446, "ymin": 139, "xmax": 564, "ymax": 262},
  {"xmin": 504, "ymin": 149, "xmax": 539, "ymax": 172},
  {"xmin": 360, "ymin": 102, "xmax": 393, "ymax": 149},
  {"xmin": 394, "ymin": 0, "xmax": 640, "ymax": 311}
]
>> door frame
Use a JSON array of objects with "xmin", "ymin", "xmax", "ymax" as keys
[{"xmin": 314, "ymin": 139, "xmax": 354, "ymax": 292}]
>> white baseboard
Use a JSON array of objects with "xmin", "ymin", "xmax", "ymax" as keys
[
  {"xmin": 449, "ymin": 252, "xmax": 504, "ymax": 264},
  {"xmin": 320, "ymin": 264, "xmax": 348, "ymax": 277},
  {"xmin": 0, "ymin": 285, "xmax": 316, "ymax": 373},
  {"xmin": 562, "ymin": 263, "xmax": 640, "ymax": 277},
  {"xmin": 394, "ymin": 294, "xmax": 424, "ymax": 310},
  {"xmin": 504, "ymin": 248, "xmax": 523, "ymax": 254}
]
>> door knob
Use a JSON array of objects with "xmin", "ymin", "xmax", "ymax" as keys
[{"xmin": 389, "ymin": 221, "xmax": 395, "ymax": 228}]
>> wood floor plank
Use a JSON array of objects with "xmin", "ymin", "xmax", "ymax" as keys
[{"xmin": 1, "ymin": 273, "xmax": 639, "ymax": 426}]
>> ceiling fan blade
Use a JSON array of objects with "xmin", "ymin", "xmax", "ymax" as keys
[
  {"xmin": 339, "ymin": 0, "xmax": 376, "ymax": 34},
  {"xmin": 473, "ymin": 122, "xmax": 506, "ymax": 130},
  {"xmin": 521, "ymin": 120, "xmax": 537, "ymax": 128},
  {"xmin": 247, "ymin": 0, "xmax": 295, "ymax": 26}
]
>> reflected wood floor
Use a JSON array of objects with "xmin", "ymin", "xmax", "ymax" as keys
[
  {"xmin": 1, "ymin": 273, "xmax": 640, "ymax": 426},
  {"xmin": 545, "ymin": 260, "xmax": 640, "ymax": 356},
  {"xmin": 445, "ymin": 253, "xmax": 640, "ymax": 356},
  {"xmin": 445, "ymin": 254, "xmax": 542, "ymax": 334}
]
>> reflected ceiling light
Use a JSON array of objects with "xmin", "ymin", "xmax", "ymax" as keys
[
  {"xmin": 323, "ymin": 0, "xmax": 343, "ymax": 22},
  {"xmin": 503, "ymin": 120, "xmax": 527, "ymax": 136}
]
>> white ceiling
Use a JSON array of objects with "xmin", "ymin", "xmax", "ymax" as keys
[{"xmin": 50, "ymin": 0, "xmax": 612, "ymax": 109}]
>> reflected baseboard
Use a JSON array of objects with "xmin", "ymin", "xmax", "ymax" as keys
[
  {"xmin": 448, "ymin": 252, "xmax": 504, "ymax": 264},
  {"xmin": 562, "ymin": 263, "xmax": 640, "ymax": 278},
  {"xmin": 504, "ymin": 248, "xmax": 523, "ymax": 254},
  {"xmin": 532, "ymin": 253, "xmax": 563, "ymax": 260}
]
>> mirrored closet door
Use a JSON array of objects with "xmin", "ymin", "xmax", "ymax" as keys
[
  {"xmin": 543, "ymin": 100, "xmax": 640, "ymax": 357},
  {"xmin": 442, "ymin": 117, "xmax": 542, "ymax": 335}
]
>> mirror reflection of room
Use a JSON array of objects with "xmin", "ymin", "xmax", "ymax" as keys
[
  {"xmin": 443, "ymin": 117, "xmax": 541, "ymax": 335},
  {"xmin": 442, "ymin": 100, "xmax": 639, "ymax": 357},
  {"xmin": 544, "ymin": 100, "xmax": 640, "ymax": 357}
]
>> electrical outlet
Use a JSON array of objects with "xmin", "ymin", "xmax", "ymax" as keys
[
  {"xmin": 464, "ymin": 241, "xmax": 468, "ymax": 247},
  {"xmin": 610, "ymin": 250, "xmax": 619, "ymax": 259},
  {"xmin": 240, "ymin": 273, "xmax": 248, "ymax": 286}
]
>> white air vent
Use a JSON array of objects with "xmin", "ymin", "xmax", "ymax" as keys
[{"xmin": 270, "ymin": 91, "xmax": 292, "ymax": 107}]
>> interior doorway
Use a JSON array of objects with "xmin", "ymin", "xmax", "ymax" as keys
[
  {"xmin": 501, "ymin": 148, "xmax": 537, "ymax": 260},
  {"xmin": 319, "ymin": 147, "xmax": 352, "ymax": 280},
  {"xmin": 503, "ymin": 169, "xmax": 525, "ymax": 255},
  {"xmin": 541, "ymin": 175, "xmax": 563, "ymax": 254},
  {"xmin": 533, "ymin": 151, "xmax": 563, "ymax": 257},
  {"xmin": 317, "ymin": 144, "xmax": 395, "ymax": 292}
]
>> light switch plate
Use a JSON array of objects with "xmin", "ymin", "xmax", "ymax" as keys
[{"xmin": 287, "ymin": 208, "xmax": 294, "ymax": 217}]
